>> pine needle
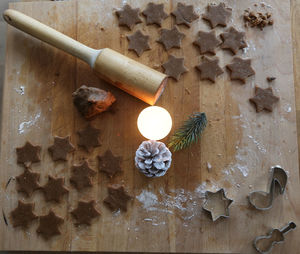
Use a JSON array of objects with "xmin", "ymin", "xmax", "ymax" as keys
[{"xmin": 168, "ymin": 112, "xmax": 207, "ymax": 152}]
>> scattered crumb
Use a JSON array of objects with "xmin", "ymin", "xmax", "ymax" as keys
[
  {"xmin": 185, "ymin": 87, "xmax": 191, "ymax": 95},
  {"xmin": 244, "ymin": 10, "xmax": 274, "ymax": 30},
  {"xmin": 267, "ymin": 76, "xmax": 276, "ymax": 82},
  {"xmin": 249, "ymin": 184, "xmax": 253, "ymax": 189},
  {"xmin": 236, "ymin": 183, "xmax": 241, "ymax": 188}
]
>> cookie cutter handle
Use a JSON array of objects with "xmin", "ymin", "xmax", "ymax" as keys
[{"xmin": 280, "ymin": 222, "xmax": 296, "ymax": 235}]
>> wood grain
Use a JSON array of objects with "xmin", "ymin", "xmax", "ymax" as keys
[{"xmin": 0, "ymin": 0, "xmax": 300, "ymax": 253}]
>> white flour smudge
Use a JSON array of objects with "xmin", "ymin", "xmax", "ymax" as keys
[
  {"xmin": 18, "ymin": 112, "xmax": 41, "ymax": 134},
  {"xmin": 14, "ymin": 86, "xmax": 25, "ymax": 95},
  {"xmin": 283, "ymin": 104, "xmax": 292, "ymax": 113},
  {"xmin": 247, "ymin": 135, "xmax": 267, "ymax": 153}
]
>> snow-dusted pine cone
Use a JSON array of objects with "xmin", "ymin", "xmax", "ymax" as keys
[{"xmin": 135, "ymin": 140, "xmax": 172, "ymax": 178}]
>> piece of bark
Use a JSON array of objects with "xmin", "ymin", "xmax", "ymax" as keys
[{"xmin": 73, "ymin": 85, "xmax": 116, "ymax": 119}]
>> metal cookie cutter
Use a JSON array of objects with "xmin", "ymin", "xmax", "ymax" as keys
[
  {"xmin": 254, "ymin": 222, "xmax": 296, "ymax": 254},
  {"xmin": 249, "ymin": 165, "xmax": 287, "ymax": 210},
  {"xmin": 202, "ymin": 188, "xmax": 233, "ymax": 221}
]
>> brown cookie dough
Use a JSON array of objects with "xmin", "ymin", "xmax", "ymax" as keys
[
  {"xmin": 10, "ymin": 201, "xmax": 38, "ymax": 228},
  {"xmin": 103, "ymin": 184, "xmax": 132, "ymax": 212},
  {"xmin": 77, "ymin": 124, "xmax": 101, "ymax": 152},
  {"xmin": 16, "ymin": 168, "xmax": 40, "ymax": 197},
  {"xmin": 162, "ymin": 55, "xmax": 188, "ymax": 81},
  {"xmin": 16, "ymin": 142, "xmax": 41, "ymax": 167},
  {"xmin": 220, "ymin": 27, "xmax": 247, "ymax": 54},
  {"xmin": 196, "ymin": 56, "xmax": 224, "ymax": 83},
  {"xmin": 36, "ymin": 210, "xmax": 64, "ymax": 240},
  {"xmin": 249, "ymin": 86, "xmax": 279, "ymax": 112},
  {"xmin": 116, "ymin": 4, "xmax": 142, "ymax": 30},
  {"xmin": 202, "ymin": 3, "xmax": 232, "ymax": 28},
  {"xmin": 71, "ymin": 200, "xmax": 100, "ymax": 226},
  {"xmin": 171, "ymin": 2, "xmax": 199, "ymax": 27},
  {"xmin": 193, "ymin": 30, "xmax": 221, "ymax": 55},
  {"xmin": 70, "ymin": 160, "xmax": 96, "ymax": 191},
  {"xmin": 244, "ymin": 10, "xmax": 274, "ymax": 30},
  {"xmin": 40, "ymin": 176, "xmax": 69, "ymax": 203},
  {"xmin": 127, "ymin": 30, "xmax": 151, "ymax": 56},
  {"xmin": 142, "ymin": 3, "xmax": 168, "ymax": 26},
  {"xmin": 226, "ymin": 57, "xmax": 255, "ymax": 83},
  {"xmin": 73, "ymin": 85, "xmax": 116, "ymax": 119},
  {"xmin": 48, "ymin": 136, "xmax": 74, "ymax": 161},
  {"xmin": 98, "ymin": 150, "xmax": 123, "ymax": 178},
  {"xmin": 157, "ymin": 26, "xmax": 185, "ymax": 50}
]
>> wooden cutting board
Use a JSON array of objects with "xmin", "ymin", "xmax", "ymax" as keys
[{"xmin": 1, "ymin": 0, "xmax": 300, "ymax": 252}]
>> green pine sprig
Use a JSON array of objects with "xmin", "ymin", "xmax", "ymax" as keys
[{"xmin": 168, "ymin": 112, "xmax": 207, "ymax": 152}]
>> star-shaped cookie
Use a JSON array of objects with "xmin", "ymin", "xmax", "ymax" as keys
[
  {"xmin": 70, "ymin": 160, "xmax": 96, "ymax": 191},
  {"xmin": 98, "ymin": 150, "xmax": 123, "ymax": 178},
  {"xmin": 162, "ymin": 55, "xmax": 188, "ymax": 81},
  {"xmin": 48, "ymin": 136, "xmax": 75, "ymax": 161},
  {"xmin": 36, "ymin": 210, "xmax": 64, "ymax": 240},
  {"xmin": 193, "ymin": 30, "xmax": 221, "ymax": 55},
  {"xmin": 127, "ymin": 30, "xmax": 151, "ymax": 56},
  {"xmin": 103, "ymin": 184, "xmax": 132, "ymax": 212},
  {"xmin": 40, "ymin": 176, "xmax": 69, "ymax": 203},
  {"xmin": 220, "ymin": 27, "xmax": 247, "ymax": 54},
  {"xmin": 226, "ymin": 57, "xmax": 255, "ymax": 83},
  {"xmin": 116, "ymin": 4, "xmax": 142, "ymax": 30},
  {"xmin": 10, "ymin": 201, "xmax": 38, "ymax": 228},
  {"xmin": 249, "ymin": 86, "xmax": 279, "ymax": 112},
  {"xmin": 16, "ymin": 168, "xmax": 40, "ymax": 197},
  {"xmin": 196, "ymin": 56, "xmax": 224, "ymax": 83},
  {"xmin": 77, "ymin": 124, "xmax": 101, "ymax": 152},
  {"xmin": 142, "ymin": 3, "xmax": 168, "ymax": 26},
  {"xmin": 16, "ymin": 141, "xmax": 41, "ymax": 167},
  {"xmin": 171, "ymin": 2, "xmax": 199, "ymax": 27},
  {"xmin": 202, "ymin": 189, "xmax": 233, "ymax": 221},
  {"xmin": 157, "ymin": 26, "xmax": 185, "ymax": 50},
  {"xmin": 71, "ymin": 200, "xmax": 100, "ymax": 226},
  {"xmin": 202, "ymin": 3, "xmax": 232, "ymax": 28}
]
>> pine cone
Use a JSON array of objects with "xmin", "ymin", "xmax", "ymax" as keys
[{"xmin": 135, "ymin": 140, "xmax": 172, "ymax": 178}]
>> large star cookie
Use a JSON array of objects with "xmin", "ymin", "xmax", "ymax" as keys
[
  {"xmin": 70, "ymin": 160, "xmax": 96, "ymax": 191},
  {"xmin": 196, "ymin": 56, "xmax": 223, "ymax": 83},
  {"xmin": 116, "ymin": 4, "xmax": 142, "ymax": 30},
  {"xmin": 98, "ymin": 150, "xmax": 123, "ymax": 178},
  {"xmin": 142, "ymin": 3, "xmax": 168, "ymax": 26},
  {"xmin": 103, "ymin": 184, "xmax": 132, "ymax": 212},
  {"xmin": 16, "ymin": 142, "xmax": 41, "ymax": 167},
  {"xmin": 48, "ymin": 136, "xmax": 74, "ymax": 161},
  {"xmin": 220, "ymin": 27, "xmax": 247, "ymax": 54},
  {"xmin": 171, "ymin": 2, "xmax": 199, "ymax": 27},
  {"xmin": 40, "ymin": 176, "xmax": 69, "ymax": 203},
  {"xmin": 249, "ymin": 86, "xmax": 279, "ymax": 112},
  {"xmin": 157, "ymin": 26, "xmax": 185, "ymax": 50},
  {"xmin": 16, "ymin": 168, "xmax": 40, "ymax": 197},
  {"xmin": 10, "ymin": 201, "xmax": 38, "ymax": 228},
  {"xmin": 193, "ymin": 30, "xmax": 221, "ymax": 55},
  {"xmin": 127, "ymin": 30, "xmax": 151, "ymax": 56},
  {"xmin": 202, "ymin": 3, "xmax": 232, "ymax": 28},
  {"xmin": 162, "ymin": 55, "xmax": 188, "ymax": 81},
  {"xmin": 77, "ymin": 124, "xmax": 101, "ymax": 152},
  {"xmin": 226, "ymin": 57, "xmax": 255, "ymax": 83},
  {"xmin": 71, "ymin": 200, "xmax": 100, "ymax": 226}
]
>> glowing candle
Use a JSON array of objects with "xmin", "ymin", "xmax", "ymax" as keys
[{"xmin": 137, "ymin": 106, "xmax": 172, "ymax": 140}]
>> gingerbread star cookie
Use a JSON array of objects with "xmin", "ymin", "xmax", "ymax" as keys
[
  {"xmin": 16, "ymin": 168, "xmax": 40, "ymax": 197},
  {"xmin": 36, "ymin": 210, "xmax": 64, "ymax": 240},
  {"xmin": 48, "ymin": 136, "xmax": 75, "ymax": 161},
  {"xmin": 226, "ymin": 57, "xmax": 255, "ymax": 83},
  {"xmin": 77, "ymin": 124, "xmax": 101, "ymax": 152},
  {"xmin": 196, "ymin": 56, "xmax": 224, "ymax": 83},
  {"xmin": 10, "ymin": 201, "xmax": 38, "ymax": 228},
  {"xmin": 162, "ymin": 55, "xmax": 188, "ymax": 81},
  {"xmin": 171, "ymin": 2, "xmax": 199, "ymax": 27},
  {"xmin": 249, "ymin": 86, "xmax": 279, "ymax": 112},
  {"xmin": 202, "ymin": 3, "xmax": 232, "ymax": 28},
  {"xmin": 70, "ymin": 160, "xmax": 96, "ymax": 191},
  {"xmin": 16, "ymin": 141, "xmax": 41, "ymax": 167},
  {"xmin": 116, "ymin": 4, "xmax": 142, "ymax": 30},
  {"xmin": 142, "ymin": 3, "xmax": 168, "ymax": 26},
  {"xmin": 127, "ymin": 30, "xmax": 151, "ymax": 56},
  {"xmin": 220, "ymin": 27, "xmax": 247, "ymax": 54},
  {"xmin": 40, "ymin": 176, "xmax": 69, "ymax": 203},
  {"xmin": 157, "ymin": 26, "xmax": 185, "ymax": 50},
  {"xmin": 98, "ymin": 150, "xmax": 123, "ymax": 178},
  {"xmin": 193, "ymin": 30, "xmax": 221, "ymax": 55},
  {"xmin": 103, "ymin": 184, "xmax": 132, "ymax": 212},
  {"xmin": 71, "ymin": 200, "xmax": 100, "ymax": 226}
]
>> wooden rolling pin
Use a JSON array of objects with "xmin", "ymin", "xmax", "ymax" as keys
[{"xmin": 3, "ymin": 9, "xmax": 168, "ymax": 105}]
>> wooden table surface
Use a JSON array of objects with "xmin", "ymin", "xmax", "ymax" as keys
[{"xmin": 0, "ymin": 0, "xmax": 300, "ymax": 253}]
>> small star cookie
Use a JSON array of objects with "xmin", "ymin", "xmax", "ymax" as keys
[
  {"xmin": 116, "ymin": 4, "xmax": 142, "ymax": 30},
  {"xmin": 220, "ymin": 27, "xmax": 247, "ymax": 54},
  {"xmin": 249, "ymin": 86, "xmax": 279, "ymax": 112},
  {"xmin": 98, "ymin": 150, "xmax": 123, "ymax": 178},
  {"xmin": 202, "ymin": 3, "xmax": 232, "ymax": 28},
  {"xmin": 157, "ymin": 26, "xmax": 185, "ymax": 50},
  {"xmin": 196, "ymin": 56, "xmax": 223, "ymax": 83},
  {"xmin": 71, "ymin": 200, "xmax": 100, "ymax": 226},
  {"xmin": 172, "ymin": 2, "xmax": 199, "ymax": 27},
  {"xmin": 193, "ymin": 30, "xmax": 221, "ymax": 55},
  {"xmin": 162, "ymin": 55, "xmax": 188, "ymax": 81},
  {"xmin": 103, "ymin": 184, "xmax": 132, "ymax": 212},
  {"xmin": 48, "ymin": 136, "xmax": 75, "ymax": 161},
  {"xmin": 127, "ymin": 30, "xmax": 151, "ymax": 56},
  {"xmin": 10, "ymin": 201, "xmax": 38, "ymax": 228},
  {"xmin": 142, "ymin": 3, "xmax": 168, "ymax": 26},
  {"xmin": 226, "ymin": 57, "xmax": 255, "ymax": 83},
  {"xmin": 16, "ymin": 142, "xmax": 41, "ymax": 167}
]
